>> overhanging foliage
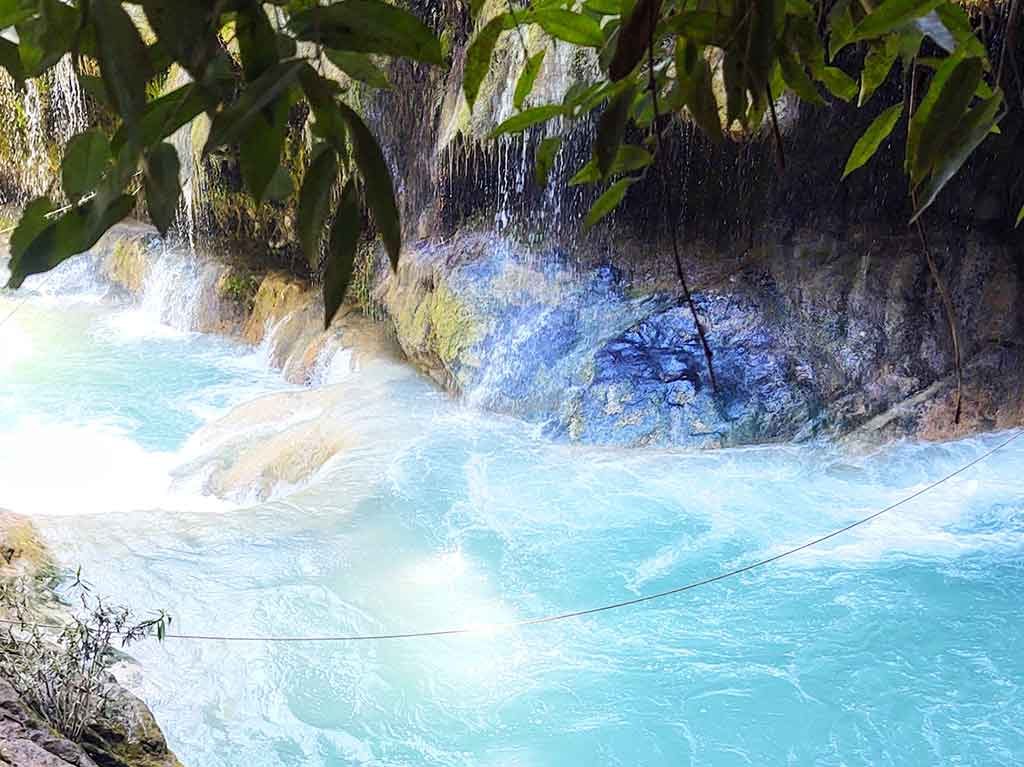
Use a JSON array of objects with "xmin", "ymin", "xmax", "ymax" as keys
[{"xmin": 0, "ymin": 0, "xmax": 1019, "ymax": 328}]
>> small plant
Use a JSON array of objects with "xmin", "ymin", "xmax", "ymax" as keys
[
  {"xmin": 0, "ymin": 571, "xmax": 170, "ymax": 742},
  {"xmin": 219, "ymin": 271, "xmax": 260, "ymax": 309}
]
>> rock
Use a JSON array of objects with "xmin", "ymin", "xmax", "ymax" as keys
[
  {"xmin": 202, "ymin": 410, "xmax": 354, "ymax": 501},
  {"xmin": 243, "ymin": 272, "xmax": 316, "ymax": 346},
  {"xmin": 0, "ymin": 510, "xmax": 53, "ymax": 580},
  {"xmin": 0, "ymin": 678, "xmax": 99, "ymax": 767},
  {"xmin": 99, "ymin": 236, "xmax": 151, "ymax": 297},
  {"xmin": 0, "ymin": 513, "xmax": 182, "ymax": 767},
  {"xmin": 380, "ymin": 228, "xmax": 1024, "ymax": 448},
  {"xmin": 81, "ymin": 679, "xmax": 181, "ymax": 767}
]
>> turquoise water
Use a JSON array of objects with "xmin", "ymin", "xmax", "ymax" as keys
[{"xmin": 2, "ymin": 256, "xmax": 1023, "ymax": 766}]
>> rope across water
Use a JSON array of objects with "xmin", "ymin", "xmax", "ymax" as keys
[{"xmin": 3, "ymin": 430, "xmax": 1019, "ymax": 643}]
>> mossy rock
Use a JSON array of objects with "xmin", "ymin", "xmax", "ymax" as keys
[
  {"xmin": 215, "ymin": 267, "xmax": 261, "ymax": 311},
  {"xmin": 102, "ymin": 238, "xmax": 149, "ymax": 295}
]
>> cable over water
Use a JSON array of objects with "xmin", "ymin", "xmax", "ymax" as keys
[{"xmin": 4, "ymin": 430, "xmax": 1019, "ymax": 643}]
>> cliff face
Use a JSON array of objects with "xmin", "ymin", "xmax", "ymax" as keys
[
  {"xmin": 378, "ymin": 225, "xmax": 1023, "ymax": 447},
  {"xmin": 361, "ymin": 4, "xmax": 1024, "ymax": 447}
]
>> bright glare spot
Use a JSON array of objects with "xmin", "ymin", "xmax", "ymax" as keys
[
  {"xmin": 0, "ymin": 320, "xmax": 32, "ymax": 371},
  {"xmin": 409, "ymin": 549, "xmax": 467, "ymax": 587},
  {"xmin": 462, "ymin": 620, "xmax": 509, "ymax": 638}
]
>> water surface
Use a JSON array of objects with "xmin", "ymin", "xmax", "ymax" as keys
[{"xmin": 2, "ymin": 252, "xmax": 1022, "ymax": 766}]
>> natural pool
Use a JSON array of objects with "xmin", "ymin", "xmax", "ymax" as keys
[{"xmin": 2, "ymin": 253, "xmax": 1023, "ymax": 766}]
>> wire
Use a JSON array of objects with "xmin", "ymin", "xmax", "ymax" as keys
[{"xmin": 2, "ymin": 430, "xmax": 1019, "ymax": 643}]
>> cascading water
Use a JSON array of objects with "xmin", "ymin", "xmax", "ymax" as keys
[
  {"xmin": 0, "ymin": 56, "xmax": 87, "ymax": 201},
  {"xmin": 2, "ymin": 233, "xmax": 1024, "ymax": 766}
]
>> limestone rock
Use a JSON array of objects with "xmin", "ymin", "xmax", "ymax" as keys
[
  {"xmin": 380, "ymin": 228, "xmax": 1024, "ymax": 448},
  {"xmin": 0, "ymin": 513, "xmax": 182, "ymax": 767}
]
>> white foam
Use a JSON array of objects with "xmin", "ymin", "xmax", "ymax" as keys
[{"xmin": 0, "ymin": 415, "xmax": 231, "ymax": 516}]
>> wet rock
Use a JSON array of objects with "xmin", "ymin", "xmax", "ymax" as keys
[
  {"xmin": 0, "ymin": 513, "xmax": 182, "ymax": 767},
  {"xmin": 380, "ymin": 228, "xmax": 1024, "ymax": 447},
  {"xmin": 0, "ymin": 678, "xmax": 99, "ymax": 767}
]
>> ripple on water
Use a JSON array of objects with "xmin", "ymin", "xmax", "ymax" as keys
[{"xmin": 4, "ymin": 260, "xmax": 1024, "ymax": 766}]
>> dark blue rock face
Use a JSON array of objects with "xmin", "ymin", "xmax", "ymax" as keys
[
  {"xmin": 383, "ymin": 230, "xmax": 1024, "ymax": 448},
  {"xmin": 565, "ymin": 293, "xmax": 820, "ymax": 447},
  {"xmin": 386, "ymin": 235, "xmax": 823, "ymax": 447}
]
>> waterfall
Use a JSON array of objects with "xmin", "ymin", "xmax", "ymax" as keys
[{"xmin": 0, "ymin": 56, "xmax": 87, "ymax": 202}]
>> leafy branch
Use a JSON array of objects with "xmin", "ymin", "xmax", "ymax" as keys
[{"xmin": 0, "ymin": 0, "xmax": 1019, "ymax": 346}]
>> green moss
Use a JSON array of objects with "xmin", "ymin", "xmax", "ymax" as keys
[
  {"xmin": 393, "ymin": 277, "xmax": 481, "ymax": 365},
  {"xmin": 426, "ymin": 283, "xmax": 480, "ymax": 364},
  {"xmin": 218, "ymin": 270, "xmax": 261, "ymax": 310}
]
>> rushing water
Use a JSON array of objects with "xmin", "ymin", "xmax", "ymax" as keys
[{"xmin": 2, "ymin": 249, "xmax": 1023, "ymax": 766}]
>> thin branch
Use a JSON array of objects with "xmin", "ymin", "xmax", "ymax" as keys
[
  {"xmin": 647, "ymin": 1, "xmax": 718, "ymax": 392},
  {"xmin": 766, "ymin": 83, "xmax": 785, "ymax": 172},
  {"xmin": 908, "ymin": 61, "xmax": 963, "ymax": 426}
]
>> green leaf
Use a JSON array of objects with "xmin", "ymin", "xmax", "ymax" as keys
[
  {"xmin": 827, "ymin": 0, "xmax": 855, "ymax": 60},
  {"xmin": 722, "ymin": 52, "xmax": 748, "ymax": 125},
  {"xmin": 139, "ymin": 0, "xmax": 220, "ymax": 79},
  {"xmin": 298, "ymin": 146, "xmax": 339, "ymax": 269},
  {"xmin": 490, "ymin": 104, "xmax": 565, "ymax": 137},
  {"xmin": 514, "ymin": 49, "xmax": 546, "ymax": 110},
  {"xmin": 787, "ymin": 15, "xmax": 826, "ymax": 73},
  {"xmin": 277, "ymin": 33, "xmax": 298, "ymax": 60},
  {"xmin": 663, "ymin": 12, "xmax": 732, "ymax": 46},
  {"xmin": 570, "ymin": 144, "xmax": 652, "ymax": 185},
  {"xmin": 859, "ymin": 34, "xmax": 901, "ymax": 106},
  {"xmin": 92, "ymin": 0, "xmax": 152, "ymax": 126},
  {"xmin": 584, "ymin": 0, "xmax": 620, "ymax": 15},
  {"xmin": 205, "ymin": 59, "xmax": 305, "ymax": 152},
  {"xmin": 237, "ymin": 5, "xmax": 279, "ymax": 82},
  {"xmin": 290, "ymin": 1, "xmax": 444, "ymax": 65},
  {"xmin": 780, "ymin": 49, "xmax": 824, "ymax": 105},
  {"xmin": 62, "ymin": 130, "xmax": 112, "ymax": 202},
  {"xmin": 609, "ymin": 0, "xmax": 662, "ymax": 80},
  {"xmin": 818, "ymin": 66, "xmax": 858, "ymax": 101},
  {"xmin": 7, "ymin": 195, "xmax": 134, "ymax": 289},
  {"xmin": 0, "ymin": 37, "xmax": 25, "ymax": 88},
  {"xmin": 336, "ymin": 100, "xmax": 401, "ymax": 270},
  {"xmin": 264, "ymin": 166, "xmax": 295, "ymax": 202},
  {"xmin": 112, "ymin": 83, "xmax": 215, "ymax": 155},
  {"xmin": 79, "ymin": 75, "xmax": 111, "ymax": 107},
  {"xmin": 842, "ymin": 102, "xmax": 903, "ymax": 178},
  {"xmin": 326, "ymin": 50, "xmax": 392, "ymax": 90},
  {"xmin": 143, "ymin": 142, "xmax": 182, "ymax": 237},
  {"xmin": 300, "ymin": 66, "xmax": 348, "ymax": 152},
  {"xmin": 0, "ymin": 0, "xmax": 35, "ymax": 29},
  {"xmin": 786, "ymin": 0, "xmax": 815, "ymax": 17},
  {"xmin": 464, "ymin": 13, "xmax": 513, "ymax": 109},
  {"xmin": 850, "ymin": 0, "xmax": 945, "ymax": 43},
  {"xmin": 8, "ymin": 197, "xmax": 55, "ymax": 287},
  {"xmin": 912, "ymin": 91, "xmax": 1001, "ymax": 221},
  {"xmin": 584, "ymin": 177, "xmax": 636, "ymax": 230},
  {"xmin": 15, "ymin": 0, "xmax": 78, "ymax": 77},
  {"xmin": 675, "ymin": 39, "xmax": 722, "ymax": 141},
  {"xmin": 534, "ymin": 135, "xmax": 562, "ymax": 186},
  {"xmin": 595, "ymin": 83, "xmax": 635, "ymax": 177},
  {"xmin": 1016, "ymin": 203, "xmax": 1023, "ymax": 228},
  {"xmin": 324, "ymin": 179, "xmax": 362, "ymax": 328},
  {"xmin": 534, "ymin": 9, "xmax": 605, "ymax": 47},
  {"xmin": 745, "ymin": 0, "xmax": 778, "ymax": 92},
  {"xmin": 907, "ymin": 55, "xmax": 982, "ymax": 183},
  {"xmin": 933, "ymin": 4, "xmax": 986, "ymax": 57},
  {"xmin": 238, "ymin": 96, "xmax": 290, "ymax": 202}
]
